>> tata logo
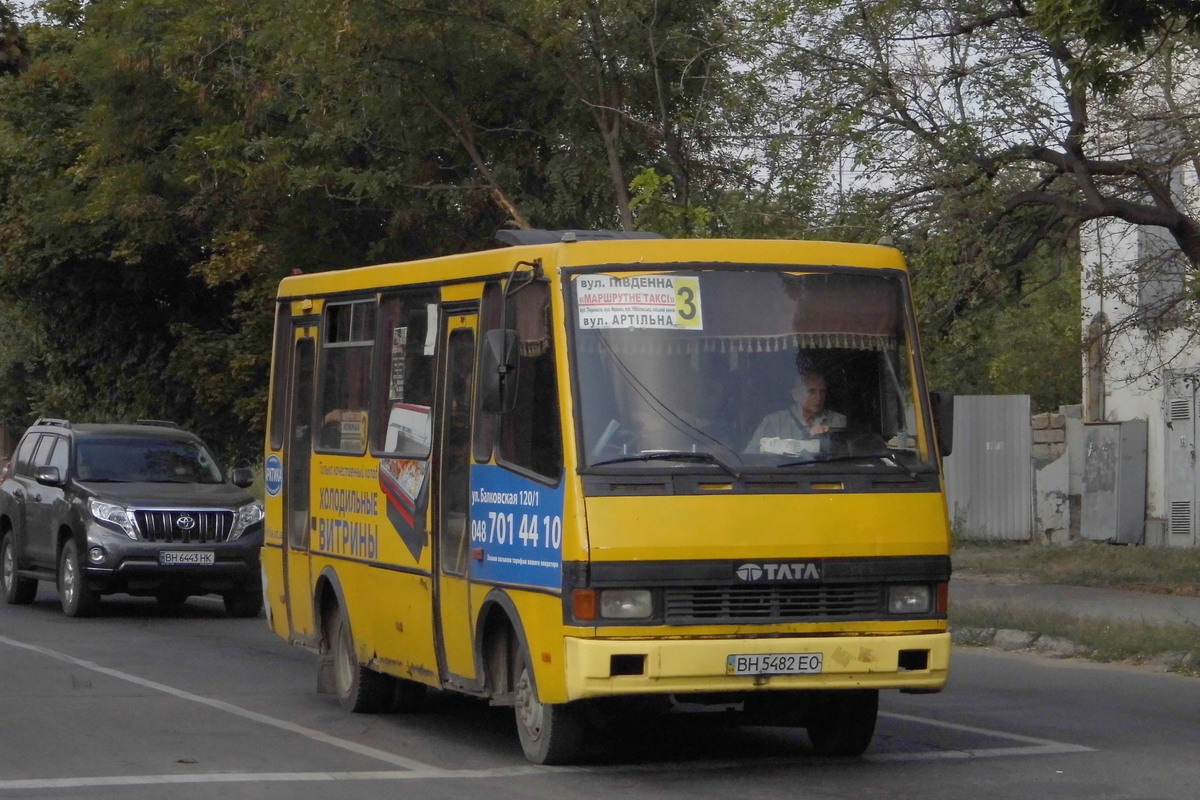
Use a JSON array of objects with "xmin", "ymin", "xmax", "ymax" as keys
[
  {"xmin": 735, "ymin": 562, "xmax": 821, "ymax": 581},
  {"xmin": 264, "ymin": 454, "xmax": 284, "ymax": 497}
]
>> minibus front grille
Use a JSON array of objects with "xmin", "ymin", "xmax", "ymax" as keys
[
  {"xmin": 133, "ymin": 510, "xmax": 235, "ymax": 543},
  {"xmin": 664, "ymin": 584, "xmax": 883, "ymax": 624}
]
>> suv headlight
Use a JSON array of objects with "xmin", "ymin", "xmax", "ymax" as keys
[
  {"xmin": 229, "ymin": 501, "xmax": 265, "ymax": 541},
  {"xmin": 88, "ymin": 498, "xmax": 140, "ymax": 541}
]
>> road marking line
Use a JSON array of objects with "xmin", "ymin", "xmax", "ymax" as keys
[
  {"xmin": 869, "ymin": 711, "xmax": 1094, "ymax": 762},
  {"xmin": 0, "ymin": 769, "xmax": 563, "ymax": 791},
  {"xmin": 0, "ymin": 635, "xmax": 446, "ymax": 773},
  {"xmin": 0, "ymin": 636, "xmax": 1095, "ymax": 788}
]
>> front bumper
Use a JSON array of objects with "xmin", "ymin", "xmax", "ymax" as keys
[
  {"xmin": 81, "ymin": 523, "xmax": 262, "ymax": 597},
  {"xmin": 564, "ymin": 631, "xmax": 950, "ymax": 701}
]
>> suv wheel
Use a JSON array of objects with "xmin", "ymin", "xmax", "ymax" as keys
[
  {"xmin": 1, "ymin": 532, "xmax": 37, "ymax": 605},
  {"xmin": 58, "ymin": 539, "xmax": 100, "ymax": 617}
]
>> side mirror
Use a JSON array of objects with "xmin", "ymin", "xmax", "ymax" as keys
[
  {"xmin": 34, "ymin": 465, "xmax": 63, "ymax": 487},
  {"xmin": 929, "ymin": 389, "xmax": 954, "ymax": 457},
  {"xmin": 480, "ymin": 329, "xmax": 520, "ymax": 413},
  {"xmin": 230, "ymin": 467, "xmax": 255, "ymax": 488}
]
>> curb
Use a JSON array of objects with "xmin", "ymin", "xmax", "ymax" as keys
[{"xmin": 950, "ymin": 626, "xmax": 1200, "ymax": 673}]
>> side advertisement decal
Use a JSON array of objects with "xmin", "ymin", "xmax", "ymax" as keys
[
  {"xmin": 469, "ymin": 465, "xmax": 565, "ymax": 590},
  {"xmin": 379, "ymin": 458, "xmax": 430, "ymax": 562}
]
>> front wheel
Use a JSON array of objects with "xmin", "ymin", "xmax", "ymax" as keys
[
  {"xmin": 513, "ymin": 644, "xmax": 586, "ymax": 765},
  {"xmin": 1, "ymin": 532, "xmax": 37, "ymax": 605},
  {"xmin": 58, "ymin": 539, "xmax": 100, "ymax": 618},
  {"xmin": 327, "ymin": 603, "xmax": 394, "ymax": 713},
  {"xmin": 806, "ymin": 689, "xmax": 879, "ymax": 756}
]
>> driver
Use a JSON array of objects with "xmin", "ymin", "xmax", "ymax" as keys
[{"xmin": 745, "ymin": 371, "xmax": 847, "ymax": 454}]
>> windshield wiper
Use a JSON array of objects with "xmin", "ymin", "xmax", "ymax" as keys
[
  {"xmin": 777, "ymin": 451, "xmax": 923, "ymax": 479},
  {"xmin": 592, "ymin": 450, "xmax": 741, "ymax": 478}
]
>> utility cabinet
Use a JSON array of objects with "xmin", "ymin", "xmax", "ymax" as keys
[
  {"xmin": 1164, "ymin": 373, "xmax": 1200, "ymax": 547},
  {"xmin": 1080, "ymin": 420, "xmax": 1147, "ymax": 544}
]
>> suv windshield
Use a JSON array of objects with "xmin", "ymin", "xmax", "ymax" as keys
[
  {"xmin": 571, "ymin": 267, "xmax": 934, "ymax": 473},
  {"xmin": 75, "ymin": 437, "xmax": 225, "ymax": 484}
]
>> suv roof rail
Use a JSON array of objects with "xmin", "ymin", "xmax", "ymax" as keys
[
  {"xmin": 135, "ymin": 419, "xmax": 182, "ymax": 429},
  {"xmin": 33, "ymin": 418, "xmax": 71, "ymax": 429}
]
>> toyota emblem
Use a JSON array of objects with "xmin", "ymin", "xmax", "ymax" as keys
[{"xmin": 176, "ymin": 515, "xmax": 197, "ymax": 530}]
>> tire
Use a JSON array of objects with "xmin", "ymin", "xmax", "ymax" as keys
[
  {"xmin": 328, "ymin": 603, "xmax": 394, "ymax": 713},
  {"xmin": 512, "ymin": 643, "xmax": 586, "ymax": 765},
  {"xmin": 223, "ymin": 590, "xmax": 263, "ymax": 618},
  {"xmin": 58, "ymin": 539, "xmax": 100, "ymax": 618},
  {"xmin": 1, "ymin": 532, "xmax": 37, "ymax": 605},
  {"xmin": 806, "ymin": 689, "xmax": 879, "ymax": 756}
]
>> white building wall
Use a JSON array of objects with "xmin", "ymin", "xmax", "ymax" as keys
[{"xmin": 1081, "ymin": 183, "xmax": 1200, "ymax": 538}]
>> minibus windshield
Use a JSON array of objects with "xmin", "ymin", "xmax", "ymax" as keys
[{"xmin": 570, "ymin": 267, "xmax": 935, "ymax": 472}]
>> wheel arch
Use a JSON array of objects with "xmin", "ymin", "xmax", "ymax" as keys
[
  {"xmin": 313, "ymin": 565, "xmax": 349, "ymax": 646},
  {"xmin": 474, "ymin": 588, "xmax": 532, "ymax": 706}
]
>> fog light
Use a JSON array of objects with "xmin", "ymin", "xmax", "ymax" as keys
[
  {"xmin": 87, "ymin": 547, "xmax": 106, "ymax": 564},
  {"xmin": 887, "ymin": 584, "xmax": 932, "ymax": 615},
  {"xmin": 599, "ymin": 589, "xmax": 652, "ymax": 619}
]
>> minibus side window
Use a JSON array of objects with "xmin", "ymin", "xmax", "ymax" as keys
[
  {"xmin": 497, "ymin": 282, "xmax": 562, "ymax": 480},
  {"xmin": 317, "ymin": 300, "xmax": 375, "ymax": 454},
  {"xmin": 473, "ymin": 282, "xmax": 503, "ymax": 463},
  {"xmin": 269, "ymin": 303, "xmax": 291, "ymax": 451},
  {"xmin": 372, "ymin": 293, "xmax": 436, "ymax": 457}
]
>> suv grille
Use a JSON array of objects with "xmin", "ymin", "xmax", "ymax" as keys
[
  {"xmin": 663, "ymin": 584, "xmax": 883, "ymax": 625},
  {"xmin": 133, "ymin": 510, "xmax": 235, "ymax": 543}
]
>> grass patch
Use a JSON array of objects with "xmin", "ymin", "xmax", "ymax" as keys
[
  {"xmin": 952, "ymin": 539, "xmax": 1200, "ymax": 594},
  {"xmin": 953, "ymin": 599, "xmax": 1199, "ymax": 671}
]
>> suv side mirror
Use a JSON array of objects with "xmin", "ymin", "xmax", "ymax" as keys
[
  {"xmin": 929, "ymin": 389, "xmax": 954, "ymax": 458},
  {"xmin": 480, "ymin": 328, "xmax": 520, "ymax": 414},
  {"xmin": 230, "ymin": 467, "xmax": 255, "ymax": 488},
  {"xmin": 34, "ymin": 466, "xmax": 64, "ymax": 487}
]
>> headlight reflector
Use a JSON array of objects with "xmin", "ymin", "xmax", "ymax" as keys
[
  {"xmin": 887, "ymin": 584, "xmax": 932, "ymax": 615},
  {"xmin": 229, "ymin": 501, "xmax": 265, "ymax": 541},
  {"xmin": 599, "ymin": 589, "xmax": 653, "ymax": 619},
  {"xmin": 88, "ymin": 498, "xmax": 139, "ymax": 540}
]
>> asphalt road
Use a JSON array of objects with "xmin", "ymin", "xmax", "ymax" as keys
[{"xmin": 1, "ymin": 590, "xmax": 1197, "ymax": 800}]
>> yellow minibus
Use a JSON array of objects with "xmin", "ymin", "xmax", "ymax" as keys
[{"xmin": 262, "ymin": 230, "xmax": 954, "ymax": 764}]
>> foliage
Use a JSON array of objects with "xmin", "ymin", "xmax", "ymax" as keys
[
  {"xmin": 13, "ymin": 0, "xmax": 1200, "ymax": 447},
  {"xmin": 0, "ymin": 0, "xmax": 743, "ymax": 459}
]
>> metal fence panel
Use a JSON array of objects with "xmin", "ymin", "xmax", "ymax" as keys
[{"xmin": 944, "ymin": 395, "xmax": 1033, "ymax": 540}]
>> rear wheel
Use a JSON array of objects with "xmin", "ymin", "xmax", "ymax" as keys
[
  {"xmin": 223, "ymin": 589, "xmax": 263, "ymax": 618},
  {"xmin": 1, "ymin": 532, "xmax": 37, "ymax": 605},
  {"xmin": 806, "ymin": 690, "xmax": 879, "ymax": 756},
  {"xmin": 328, "ymin": 603, "xmax": 394, "ymax": 713},
  {"xmin": 58, "ymin": 539, "xmax": 100, "ymax": 618},
  {"xmin": 513, "ymin": 644, "xmax": 586, "ymax": 764}
]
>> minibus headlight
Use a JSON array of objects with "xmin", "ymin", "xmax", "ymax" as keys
[
  {"xmin": 599, "ymin": 589, "xmax": 653, "ymax": 619},
  {"xmin": 887, "ymin": 584, "xmax": 932, "ymax": 615}
]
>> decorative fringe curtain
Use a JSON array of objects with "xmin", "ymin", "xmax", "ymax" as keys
[{"xmin": 577, "ymin": 331, "xmax": 896, "ymax": 355}]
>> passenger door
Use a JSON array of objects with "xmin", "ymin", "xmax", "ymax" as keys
[
  {"xmin": 435, "ymin": 314, "xmax": 478, "ymax": 682},
  {"xmin": 283, "ymin": 325, "xmax": 318, "ymax": 638},
  {"xmin": 8, "ymin": 434, "xmax": 46, "ymax": 568},
  {"xmin": 24, "ymin": 434, "xmax": 68, "ymax": 568}
]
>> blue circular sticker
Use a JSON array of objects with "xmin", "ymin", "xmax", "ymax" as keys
[{"xmin": 264, "ymin": 454, "xmax": 284, "ymax": 497}]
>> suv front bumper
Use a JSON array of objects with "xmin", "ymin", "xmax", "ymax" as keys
[{"xmin": 81, "ymin": 523, "xmax": 262, "ymax": 597}]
